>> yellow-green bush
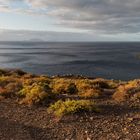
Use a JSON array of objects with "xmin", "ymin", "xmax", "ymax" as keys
[
  {"xmin": 51, "ymin": 78, "xmax": 106, "ymax": 98},
  {"xmin": 74, "ymin": 79, "xmax": 102, "ymax": 98},
  {"xmin": 48, "ymin": 99, "xmax": 99, "ymax": 117},
  {"xmin": 19, "ymin": 82, "xmax": 53, "ymax": 105},
  {"xmin": 51, "ymin": 78, "xmax": 78, "ymax": 95}
]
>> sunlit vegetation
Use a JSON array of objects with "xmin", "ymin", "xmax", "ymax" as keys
[
  {"xmin": 48, "ymin": 99, "xmax": 99, "ymax": 117},
  {"xmin": 113, "ymin": 80, "xmax": 140, "ymax": 101},
  {"xmin": 0, "ymin": 76, "xmax": 22, "ymax": 98},
  {"xmin": 0, "ymin": 69, "xmax": 139, "ymax": 117},
  {"xmin": 51, "ymin": 78, "xmax": 78, "ymax": 95},
  {"xmin": 19, "ymin": 82, "xmax": 53, "ymax": 105},
  {"xmin": 79, "ymin": 88, "xmax": 102, "ymax": 98}
]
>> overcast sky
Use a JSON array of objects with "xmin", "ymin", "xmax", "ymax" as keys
[{"xmin": 0, "ymin": 0, "xmax": 140, "ymax": 41}]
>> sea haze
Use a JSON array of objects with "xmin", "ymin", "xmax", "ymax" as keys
[{"xmin": 0, "ymin": 42, "xmax": 140, "ymax": 80}]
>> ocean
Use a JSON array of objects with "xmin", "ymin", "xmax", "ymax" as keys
[{"xmin": 0, "ymin": 42, "xmax": 140, "ymax": 80}]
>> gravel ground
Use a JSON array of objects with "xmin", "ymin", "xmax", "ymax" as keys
[{"xmin": 0, "ymin": 96, "xmax": 140, "ymax": 140}]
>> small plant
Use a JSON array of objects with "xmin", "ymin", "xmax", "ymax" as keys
[{"xmin": 48, "ymin": 99, "xmax": 99, "ymax": 117}]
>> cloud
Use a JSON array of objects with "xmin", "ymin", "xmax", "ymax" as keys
[
  {"xmin": 1, "ymin": 0, "xmax": 140, "ymax": 34},
  {"xmin": 1, "ymin": 29, "xmax": 140, "ymax": 42},
  {"xmin": 0, "ymin": 29, "xmax": 100, "ymax": 41}
]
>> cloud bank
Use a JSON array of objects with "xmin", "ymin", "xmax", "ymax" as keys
[
  {"xmin": 0, "ymin": 29, "xmax": 99, "ymax": 41},
  {"xmin": 0, "ymin": 0, "xmax": 140, "ymax": 34}
]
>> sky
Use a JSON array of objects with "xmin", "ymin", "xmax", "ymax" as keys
[{"xmin": 0, "ymin": 0, "xmax": 140, "ymax": 41}]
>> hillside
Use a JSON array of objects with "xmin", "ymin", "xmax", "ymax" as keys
[{"xmin": 0, "ymin": 69, "xmax": 140, "ymax": 140}]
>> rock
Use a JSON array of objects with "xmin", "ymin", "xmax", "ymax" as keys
[
  {"xmin": 85, "ymin": 131, "xmax": 88, "ymax": 134},
  {"xmin": 90, "ymin": 117, "xmax": 94, "ymax": 121}
]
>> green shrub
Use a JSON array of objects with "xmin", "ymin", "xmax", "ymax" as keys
[{"xmin": 48, "ymin": 99, "xmax": 99, "ymax": 117}]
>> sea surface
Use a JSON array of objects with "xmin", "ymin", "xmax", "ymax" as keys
[{"xmin": 0, "ymin": 42, "xmax": 140, "ymax": 80}]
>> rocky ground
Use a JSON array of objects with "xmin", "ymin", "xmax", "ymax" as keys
[{"xmin": 0, "ymin": 91, "xmax": 139, "ymax": 140}]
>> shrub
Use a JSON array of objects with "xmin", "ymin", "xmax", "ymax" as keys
[
  {"xmin": 113, "ymin": 80, "xmax": 140, "ymax": 101},
  {"xmin": 79, "ymin": 88, "xmax": 101, "ymax": 98},
  {"xmin": 91, "ymin": 79, "xmax": 110, "ymax": 88},
  {"xmin": 91, "ymin": 78, "xmax": 120, "ymax": 89},
  {"xmin": 0, "ymin": 69, "xmax": 7, "ymax": 76},
  {"xmin": 66, "ymin": 83, "xmax": 78, "ymax": 94},
  {"xmin": 48, "ymin": 99, "xmax": 99, "ymax": 117},
  {"xmin": 0, "ymin": 76, "xmax": 14, "ymax": 87},
  {"xmin": 19, "ymin": 82, "xmax": 53, "ymax": 105},
  {"xmin": 8, "ymin": 69, "xmax": 26, "ymax": 76},
  {"xmin": 0, "ymin": 82, "xmax": 22, "ymax": 98},
  {"xmin": 0, "ymin": 69, "xmax": 26, "ymax": 77},
  {"xmin": 0, "ymin": 76, "xmax": 22, "ymax": 98},
  {"xmin": 22, "ymin": 76, "xmax": 51, "ymax": 86},
  {"xmin": 52, "ymin": 79, "xmax": 78, "ymax": 95},
  {"xmin": 105, "ymin": 80, "xmax": 120, "ymax": 89},
  {"xmin": 75, "ymin": 79, "xmax": 93, "ymax": 91}
]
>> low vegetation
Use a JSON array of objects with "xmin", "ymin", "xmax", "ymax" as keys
[
  {"xmin": 48, "ymin": 99, "xmax": 99, "ymax": 117},
  {"xmin": 0, "ymin": 69, "xmax": 139, "ymax": 117},
  {"xmin": 113, "ymin": 80, "xmax": 140, "ymax": 101},
  {"xmin": 19, "ymin": 82, "xmax": 53, "ymax": 105}
]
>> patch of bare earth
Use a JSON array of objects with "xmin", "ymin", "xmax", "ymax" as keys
[{"xmin": 0, "ymin": 89, "xmax": 140, "ymax": 140}]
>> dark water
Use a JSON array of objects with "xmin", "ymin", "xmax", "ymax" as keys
[{"xmin": 0, "ymin": 41, "xmax": 140, "ymax": 80}]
